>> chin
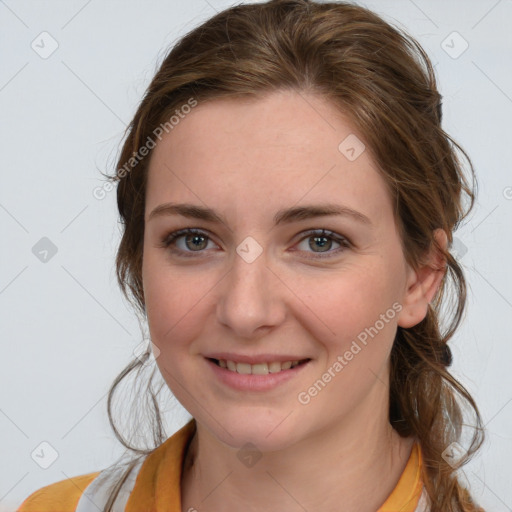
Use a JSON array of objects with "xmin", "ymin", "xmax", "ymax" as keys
[{"xmin": 199, "ymin": 408, "xmax": 306, "ymax": 452}]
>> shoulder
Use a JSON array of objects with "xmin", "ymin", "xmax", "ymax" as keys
[
  {"xmin": 17, "ymin": 421, "xmax": 196, "ymax": 512},
  {"xmin": 17, "ymin": 471, "xmax": 101, "ymax": 512}
]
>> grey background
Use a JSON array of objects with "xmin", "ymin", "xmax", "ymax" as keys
[{"xmin": 1, "ymin": 0, "xmax": 511, "ymax": 510}]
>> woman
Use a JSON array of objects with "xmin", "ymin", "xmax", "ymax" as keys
[{"xmin": 18, "ymin": 0, "xmax": 485, "ymax": 511}]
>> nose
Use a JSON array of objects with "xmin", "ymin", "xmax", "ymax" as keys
[{"xmin": 215, "ymin": 247, "xmax": 287, "ymax": 339}]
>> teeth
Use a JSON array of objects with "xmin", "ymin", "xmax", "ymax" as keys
[
  {"xmin": 216, "ymin": 359, "xmax": 304, "ymax": 374},
  {"xmin": 237, "ymin": 363, "xmax": 252, "ymax": 375},
  {"xmin": 268, "ymin": 361, "xmax": 282, "ymax": 373},
  {"xmin": 252, "ymin": 363, "xmax": 269, "ymax": 375}
]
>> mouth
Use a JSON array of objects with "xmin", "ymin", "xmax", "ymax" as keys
[{"xmin": 207, "ymin": 357, "xmax": 311, "ymax": 375}]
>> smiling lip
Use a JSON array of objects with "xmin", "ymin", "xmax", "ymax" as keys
[{"xmin": 205, "ymin": 356, "xmax": 311, "ymax": 392}]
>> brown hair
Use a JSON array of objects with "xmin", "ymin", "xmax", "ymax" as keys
[{"xmin": 104, "ymin": 1, "xmax": 486, "ymax": 510}]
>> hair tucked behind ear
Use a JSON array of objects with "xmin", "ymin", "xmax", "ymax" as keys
[{"xmin": 103, "ymin": 1, "xmax": 486, "ymax": 510}]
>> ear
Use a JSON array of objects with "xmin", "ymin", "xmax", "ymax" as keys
[{"xmin": 397, "ymin": 229, "xmax": 448, "ymax": 329}]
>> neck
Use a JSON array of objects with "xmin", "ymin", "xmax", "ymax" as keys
[{"xmin": 180, "ymin": 396, "xmax": 415, "ymax": 512}]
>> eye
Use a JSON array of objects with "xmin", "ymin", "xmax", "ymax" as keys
[
  {"xmin": 160, "ymin": 228, "xmax": 217, "ymax": 257},
  {"xmin": 293, "ymin": 229, "xmax": 350, "ymax": 259}
]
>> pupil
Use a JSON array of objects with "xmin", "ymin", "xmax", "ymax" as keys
[
  {"xmin": 187, "ymin": 234, "xmax": 207, "ymax": 251},
  {"xmin": 310, "ymin": 236, "xmax": 330, "ymax": 252}
]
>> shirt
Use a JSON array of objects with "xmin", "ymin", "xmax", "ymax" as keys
[{"xmin": 17, "ymin": 419, "xmax": 428, "ymax": 511}]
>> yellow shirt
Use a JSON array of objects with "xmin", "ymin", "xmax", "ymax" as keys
[{"xmin": 17, "ymin": 420, "xmax": 425, "ymax": 511}]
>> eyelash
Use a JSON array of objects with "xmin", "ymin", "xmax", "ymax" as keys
[{"xmin": 159, "ymin": 228, "xmax": 351, "ymax": 259}]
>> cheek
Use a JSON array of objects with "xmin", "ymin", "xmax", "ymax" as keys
[
  {"xmin": 142, "ymin": 250, "xmax": 215, "ymax": 350},
  {"xmin": 294, "ymin": 276, "xmax": 400, "ymax": 421},
  {"xmin": 297, "ymin": 265, "xmax": 400, "ymax": 347}
]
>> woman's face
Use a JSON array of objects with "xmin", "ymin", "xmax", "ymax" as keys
[{"xmin": 142, "ymin": 90, "xmax": 420, "ymax": 451}]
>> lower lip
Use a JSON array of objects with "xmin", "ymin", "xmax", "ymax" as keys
[{"xmin": 206, "ymin": 358, "xmax": 311, "ymax": 391}]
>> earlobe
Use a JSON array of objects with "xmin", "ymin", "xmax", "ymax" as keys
[{"xmin": 397, "ymin": 229, "xmax": 448, "ymax": 329}]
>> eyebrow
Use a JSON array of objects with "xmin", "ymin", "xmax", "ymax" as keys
[{"xmin": 148, "ymin": 202, "xmax": 372, "ymax": 227}]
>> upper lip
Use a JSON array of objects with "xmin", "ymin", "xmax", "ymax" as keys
[{"xmin": 204, "ymin": 353, "xmax": 311, "ymax": 365}]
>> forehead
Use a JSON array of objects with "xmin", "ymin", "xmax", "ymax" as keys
[{"xmin": 145, "ymin": 90, "xmax": 392, "ymax": 227}]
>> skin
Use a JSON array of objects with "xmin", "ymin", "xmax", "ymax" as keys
[{"xmin": 141, "ymin": 89, "xmax": 447, "ymax": 512}]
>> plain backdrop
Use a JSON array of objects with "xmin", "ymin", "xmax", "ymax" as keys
[{"xmin": 1, "ymin": 0, "xmax": 511, "ymax": 510}]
